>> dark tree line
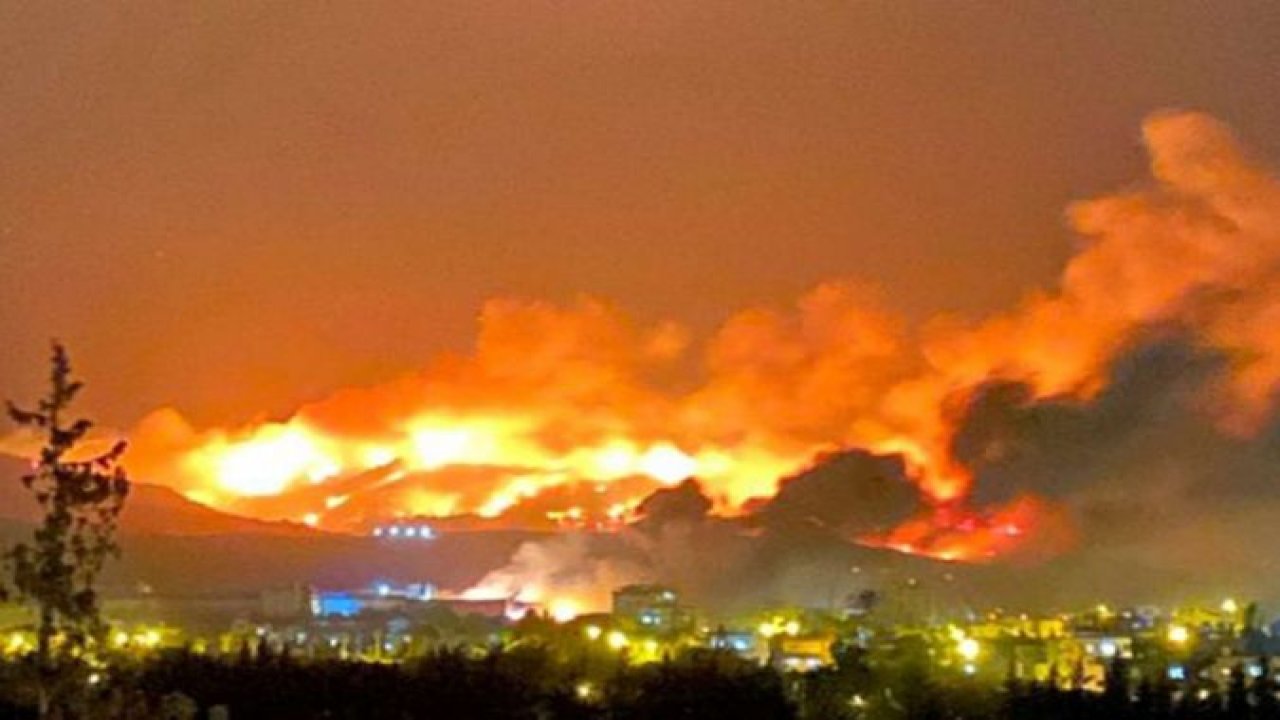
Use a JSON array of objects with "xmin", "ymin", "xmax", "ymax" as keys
[
  {"xmin": 16, "ymin": 645, "xmax": 795, "ymax": 720},
  {"xmin": 0, "ymin": 642, "xmax": 1274, "ymax": 720}
]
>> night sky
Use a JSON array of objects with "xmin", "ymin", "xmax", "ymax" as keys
[{"xmin": 3, "ymin": 1, "xmax": 1279, "ymax": 427}]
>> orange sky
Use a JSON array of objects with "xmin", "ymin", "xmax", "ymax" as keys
[{"xmin": 2, "ymin": 1, "xmax": 1279, "ymax": 427}]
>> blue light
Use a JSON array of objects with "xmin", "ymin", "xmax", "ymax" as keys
[
  {"xmin": 1168, "ymin": 665, "xmax": 1187, "ymax": 681},
  {"xmin": 316, "ymin": 592, "xmax": 362, "ymax": 617}
]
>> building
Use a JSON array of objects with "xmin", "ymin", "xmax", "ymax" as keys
[
  {"xmin": 709, "ymin": 628, "xmax": 766, "ymax": 662},
  {"xmin": 310, "ymin": 582, "xmax": 435, "ymax": 618},
  {"xmin": 612, "ymin": 585, "xmax": 691, "ymax": 634},
  {"xmin": 773, "ymin": 634, "xmax": 836, "ymax": 672}
]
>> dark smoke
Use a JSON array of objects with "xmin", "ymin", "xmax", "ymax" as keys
[{"xmin": 948, "ymin": 333, "xmax": 1280, "ymax": 605}]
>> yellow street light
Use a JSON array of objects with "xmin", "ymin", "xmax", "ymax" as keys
[
  {"xmin": 957, "ymin": 638, "xmax": 980, "ymax": 662},
  {"xmin": 606, "ymin": 631, "xmax": 629, "ymax": 650}
]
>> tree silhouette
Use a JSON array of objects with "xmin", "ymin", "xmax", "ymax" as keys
[
  {"xmin": 4, "ymin": 343, "xmax": 130, "ymax": 717},
  {"xmin": 1226, "ymin": 663, "xmax": 1249, "ymax": 718},
  {"xmin": 1255, "ymin": 657, "xmax": 1279, "ymax": 720},
  {"xmin": 1102, "ymin": 655, "xmax": 1131, "ymax": 718}
]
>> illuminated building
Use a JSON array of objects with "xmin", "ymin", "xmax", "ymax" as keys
[
  {"xmin": 311, "ymin": 582, "xmax": 435, "ymax": 618},
  {"xmin": 708, "ymin": 628, "xmax": 767, "ymax": 663},
  {"xmin": 773, "ymin": 634, "xmax": 836, "ymax": 672},
  {"xmin": 611, "ymin": 584, "xmax": 691, "ymax": 634}
]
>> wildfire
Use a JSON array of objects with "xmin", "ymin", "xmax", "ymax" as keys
[
  {"xmin": 548, "ymin": 598, "xmax": 582, "ymax": 623},
  {"xmin": 13, "ymin": 110, "xmax": 1278, "ymax": 571}
]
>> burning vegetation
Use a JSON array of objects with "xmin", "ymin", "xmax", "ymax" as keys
[{"xmin": 10, "ymin": 111, "xmax": 1280, "ymax": 573}]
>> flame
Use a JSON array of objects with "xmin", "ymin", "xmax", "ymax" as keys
[
  {"xmin": 186, "ymin": 424, "xmax": 340, "ymax": 497},
  {"xmin": 856, "ymin": 493, "xmax": 1077, "ymax": 564},
  {"xmin": 25, "ymin": 111, "xmax": 1280, "ymax": 568},
  {"xmin": 548, "ymin": 598, "xmax": 582, "ymax": 623}
]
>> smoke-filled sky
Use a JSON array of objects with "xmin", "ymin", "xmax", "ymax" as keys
[{"xmin": 4, "ymin": 1, "xmax": 1280, "ymax": 427}]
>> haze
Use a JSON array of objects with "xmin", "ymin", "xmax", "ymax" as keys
[{"xmin": 3, "ymin": 1, "xmax": 1280, "ymax": 428}]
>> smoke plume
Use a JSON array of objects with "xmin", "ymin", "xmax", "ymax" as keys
[{"xmin": 7, "ymin": 110, "xmax": 1280, "ymax": 605}]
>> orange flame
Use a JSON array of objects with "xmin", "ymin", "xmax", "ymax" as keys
[{"xmin": 18, "ymin": 111, "xmax": 1279, "ymax": 567}]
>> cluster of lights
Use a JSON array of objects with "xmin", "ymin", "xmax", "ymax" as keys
[
  {"xmin": 109, "ymin": 628, "xmax": 164, "ymax": 650},
  {"xmin": 607, "ymin": 630, "xmax": 629, "ymax": 650},
  {"xmin": 947, "ymin": 626, "xmax": 981, "ymax": 675},
  {"xmin": 757, "ymin": 618, "xmax": 801, "ymax": 639},
  {"xmin": 6, "ymin": 628, "xmax": 170, "ymax": 657},
  {"xmin": 582, "ymin": 625, "xmax": 630, "ymax": 651},
  {"xmin": 371, "ymin": 524, "xmax": 436, "ymax": 540},
  {"xmin": 4, "ymin": 633, "xmax": 30, "ymax": 655}
]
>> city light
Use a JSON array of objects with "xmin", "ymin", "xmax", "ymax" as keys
[
  {"xmin": 606, "ymin": 631, "xmax": 629, "ymax": 650},
  {"xmin": 371, "ymin": 524, "xmax": 435, "ymax": 540},
  {"xmin": 584, "ymin": 625, "xmax": 602, "ymax": 641},
  {"xmin": 957, "ymin": 637, "xmax": 981, "ymax": 662},
  {"xmin": 1167, "ymin": 625, "xmax": 1190, "ymax": 646}
]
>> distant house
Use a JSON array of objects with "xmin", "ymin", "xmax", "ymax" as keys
[{"xmin": 612, "ymin": 584, "xmax": 692, "ymax": 634}]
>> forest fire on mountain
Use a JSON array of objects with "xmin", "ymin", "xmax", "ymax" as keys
[{"xmin": 10, "ymin": 111, "xmax": 1280, "ymax": 568}]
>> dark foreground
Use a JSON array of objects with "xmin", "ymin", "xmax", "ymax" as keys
[{"xmin": 0, "ymin": 645, "xmax": 1277, "ymax": 719}]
